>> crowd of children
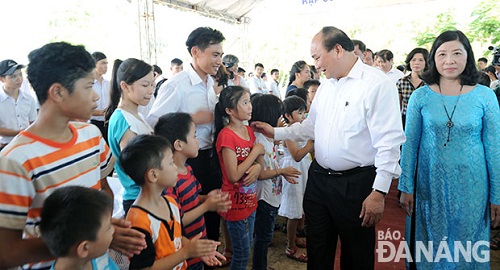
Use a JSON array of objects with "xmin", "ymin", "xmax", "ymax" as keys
[{"xmin": 0, "ymin": 42, "xmax": 317, "ymax": 270}]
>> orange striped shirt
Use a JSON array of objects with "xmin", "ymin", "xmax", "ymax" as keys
[{"xmin": 0, "ymin": 122, "xmax": 114, "ymax": 269}]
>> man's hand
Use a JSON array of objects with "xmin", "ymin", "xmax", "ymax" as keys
[
  {"xmin": 359, "ymin": 191, "xmax": 385, "ymax": 227},
  {"xmin": 401, "ymin": 192, "xmax": 414, "ymax": 217},
  {"xmin": 110, "ymin": 218, "xmax": 147, "ymax": 257},
  {"xmin": 250, "ymin": 121, "xmax": 275, "ymax": 139}
]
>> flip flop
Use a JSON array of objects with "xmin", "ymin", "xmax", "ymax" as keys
[{"xmin": 285, "ymin": 246, "xmax": 308, "ymax": 262}]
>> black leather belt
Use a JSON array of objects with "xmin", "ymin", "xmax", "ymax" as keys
[{"xmin": 314, "ymin": 164, "xmax": 375, "ymax": 177}]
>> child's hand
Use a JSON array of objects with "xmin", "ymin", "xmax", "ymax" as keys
[
  {"xmin": 281, "ymin": 166, "xmax": 301, "ymax": 184},
  {"xmin": 201, "ymin": 251, "xmax": 226, "ymax": 266},
  {"xmin": 206, "ymin": 189, "xmax": 232, "ymax": 212},
  {"xmin": 252, "ymin": 143, "xmax": 265, "ymax": 155},
  {"xmin": 185, "ymin": 233, "xmax": 221, "ymax": 259},
  {"xmin": 243, "ymin": 163, "xmax": 261, "ymax": 186}
]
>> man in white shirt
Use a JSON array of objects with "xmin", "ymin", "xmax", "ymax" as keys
[
  {"xmin": 252, "ymin": 26, "xmax": 405, "ymax": 270},
  {"xmin": 249, "ymin": 63, "xmax": 269, "ymax": 94},
  {"xmin": 0, "ymin": 60, "xmax": 37, "ymax": 150},
  {"xmin": 89, "ymin": 52, "xmax": 110, "ymax": 141},
  {"xmin": 267, "ymin": 68, "xmax": 281, "ymax": 99},
  {"xmin": 375, "ymin": 49, "xmax": 405, "ymax": 84},
  {"xmin": 146, "ymin": 27, "xmax": 224, "ymax": 243}
]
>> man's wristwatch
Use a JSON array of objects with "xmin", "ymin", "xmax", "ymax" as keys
[{"xmin": 373, "ymin": 189, "xmax": 387, "ymax": 196}]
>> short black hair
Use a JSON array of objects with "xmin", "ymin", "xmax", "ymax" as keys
[
  {"xmin": 282, "ymin": 96, "xmax": 307, "ymax": 124},
  {"xmin": 40, "ymin": 186, "xmax": 113, "ymax": 257},
  {"xmin": 404, "ymin": 48, "xmax": 429, "ymax": 72},
  {"xmin": 91, "ymin": 52, "xmax": 107, "ymax": 63},
  {"xmin": 352, "ymin": 40, "xmax": 366, "ymax": 52},
  {"xmin": 153, "ymin": 64, "xmax": 163, "ymax": 75},
  {"xmin": 171, "ymin": 58, "xmax": 183, "ymax": 66},
  {"xmin": 27, "ymin": 42, "xmax": 95, "ymax": 104},
  {"xmin": 186, "ymin": 27, "xmax": 225, "ymax": 56},
  {"xmin": 249, "ymin": 94, "xmax": 283, "ymax": 127},
  {"xmin": 285, "ymin": 87, "xmax": 308, "ymax": 103},
  {"xmin": 478, "ymin": 72, "xmax": 491, "ymax": 87},
  {"xmin": 155, "ymin": 113, "xmax": 194, "ymax": 145},
  {"xmin": 303, "ymin": 79, "xmax": 321, "ymax": 90},
  {"xmin": 237, "ymin": 67, "xmax": 246, "ymax": 73},
  {"xmin": 270, "ymin": 69, "xmax": 279, "ymax": 75},
  {"xmin": 376, "ymin": 49, "xmax": 394, "ymax": 62},
  {"xmin": 255, "ymin": 63, "xmax": 264, "ymax": 69},
  {"xmin": 320, "ymin": 26, "xmax": 354, "ymax": 52},
  {"xmin": 478, "ymin": 57, "xmax": 488, "ymax": 63},
  {"xmin": 119, "ymin": 135, "xmax": 173, "ymax": 186},
  {"xmin": 421, "ymin": 30, "xmax": 479, "ymax": 86}
]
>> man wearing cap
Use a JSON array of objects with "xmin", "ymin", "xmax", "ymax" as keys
[{"xmin": 0, "ymin": 60, "xmax": 38, "ymax": 150}]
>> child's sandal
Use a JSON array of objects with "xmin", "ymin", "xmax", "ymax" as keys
[{"xmin": 285, "ymin": 246, "xmax": 308, "ymax": 262}]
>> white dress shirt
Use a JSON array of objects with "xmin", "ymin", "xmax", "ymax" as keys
[
  {"xmin": 267, "ymin": 80, "xmax": 281, "ymax": 100},
  {"xmin": 275, "ymin": 59, "xmax": 405, "ymax": 193},
  {"xmin": 0, "ymin": 87, "xmax": 38, "ymax": 144},
  {"xmin": 146, "ymin": 63, "xmax": 217, "ymax": 150},
  {"xmin": 91, "ymin": 78, "xmax": 110, "ymax": 122},
  {"xmin": 386, "ymin": 68, "xmax": 405, "ymax": 84},
  {"xmin": 249, "ymin": 76, "xmax": 269, "ymax": 94}
]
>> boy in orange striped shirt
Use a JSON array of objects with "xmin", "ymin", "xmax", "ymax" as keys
[
  {"xmin": 121, "ymin": 135, "xmax": 225, "ymax": 269},
  {"xmin": 0, "ymin": 42, "xmax": 146, "ymax": 269}
]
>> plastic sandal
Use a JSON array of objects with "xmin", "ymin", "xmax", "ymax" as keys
[
  {"xmin": 285, "ymin": 246, "xmax": 308, "ymax": 262},
  {"xmin": 295, "ymin": 238, "xmax": 307, "ymax": 248}
]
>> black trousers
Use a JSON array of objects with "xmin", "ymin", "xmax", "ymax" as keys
[
  {"xmin": 186, "ymin": 148, "xmax": 222, "ymax": 242},
  {"xmin": 304, "ymin": 160, "xmax": 377, "ymax": 270}
]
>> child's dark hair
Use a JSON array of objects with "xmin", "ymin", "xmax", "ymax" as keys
[
  {"xmin": 120, "ymin": 135, "xmax": 173, "ymax": 186},
  {"xmin": 303, "ymin": 79, "xmax": 320, "ymax": 90},
  {"xmin": 91, "ymin": 52, "xmax": 107, "ymax": 63},
  {"xmin": 27, "ymin": 42, "xmax": 95, "ymax": 105},
  {"xmin": 155, "ymin": 112, "xmax": 194, "ymax": 145},
  {"xmin": 288, "ymin": 60, "xmax": 308, "ymax": 86},
  {"xmin": 40, "ymin": 186, "xmax": 113, "ymax": 257},
  {"xmin": 214, "ymin": 86, "xmax": 250, "ymax": 143},
  {"xmin": 285, "ymin": 87, "xmax": 308, "ymax": 103},
  {"xmin": 249, "ymin": 94, "xmax": 283, "ymax": 127},
  {"xmin": 105, "ymin": 58, "xmax": 153, "ymax": 123},
  {"xmin": 283, "ymin": 96, "xmax": 307, "ymax": 124}
]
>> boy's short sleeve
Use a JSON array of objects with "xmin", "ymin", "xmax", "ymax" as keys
[
  {"xmin": 99, "ymin": 137, "xmax": 115, "ymax": 179},
  {"xmin": 0, "ymin": 156, "xmax": 35, "ymax": 230},
  {"xmin": 129, "ymin": 228, "xmax": 156, "ymax": 269}
]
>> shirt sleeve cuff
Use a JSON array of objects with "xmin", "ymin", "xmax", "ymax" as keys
[
  {"xmin": 274, "ymin": 127, "xmax": 286, "ymax": 141},
  {"xmin": 372, "ymin": 171, "xmax": 392, "ymax": 193}
]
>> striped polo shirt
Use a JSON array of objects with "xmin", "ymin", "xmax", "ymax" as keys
[
  {"xmin": 165, "ymin": 165, "xmax": 207, "ymax": 267},
  {"xmin": 0, "ymin": 122, "xmax": 114, "ymax": 270}
]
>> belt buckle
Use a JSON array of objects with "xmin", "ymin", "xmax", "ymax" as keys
[{"xmin": 328, "ymin": 171, "xmax": 342, "ymax": 176}]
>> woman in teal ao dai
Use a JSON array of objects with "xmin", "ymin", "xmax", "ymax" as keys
[{"xmin": 398, "ymin": 30, "xmax": 500, "ymax": 269}]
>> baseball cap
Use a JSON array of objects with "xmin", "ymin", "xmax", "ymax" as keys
[{"xmin": 0, "ymin": 60, "xmax": 25, "ymax": 76}]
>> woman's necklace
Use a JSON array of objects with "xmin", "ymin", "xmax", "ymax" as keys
[{"xmin": 438, "ymin": 84, "xmax": 463, "ymax": 147}]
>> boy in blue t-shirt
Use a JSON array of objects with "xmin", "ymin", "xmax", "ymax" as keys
[{"xmin": 40, "ymin": 186, "xmax": 119, "ymax": 270}]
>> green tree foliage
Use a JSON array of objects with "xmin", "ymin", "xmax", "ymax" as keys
[
  {"xmin": 468, "ymin": 0, "xmax": 500, "ymax": 44},
  {"xmin": 414, "ymin": 11, "xmax": 457, "ymax": 48},
  {"xmin": 413, "ymin": 0, "xmax": 500, "ymax": 54}
]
